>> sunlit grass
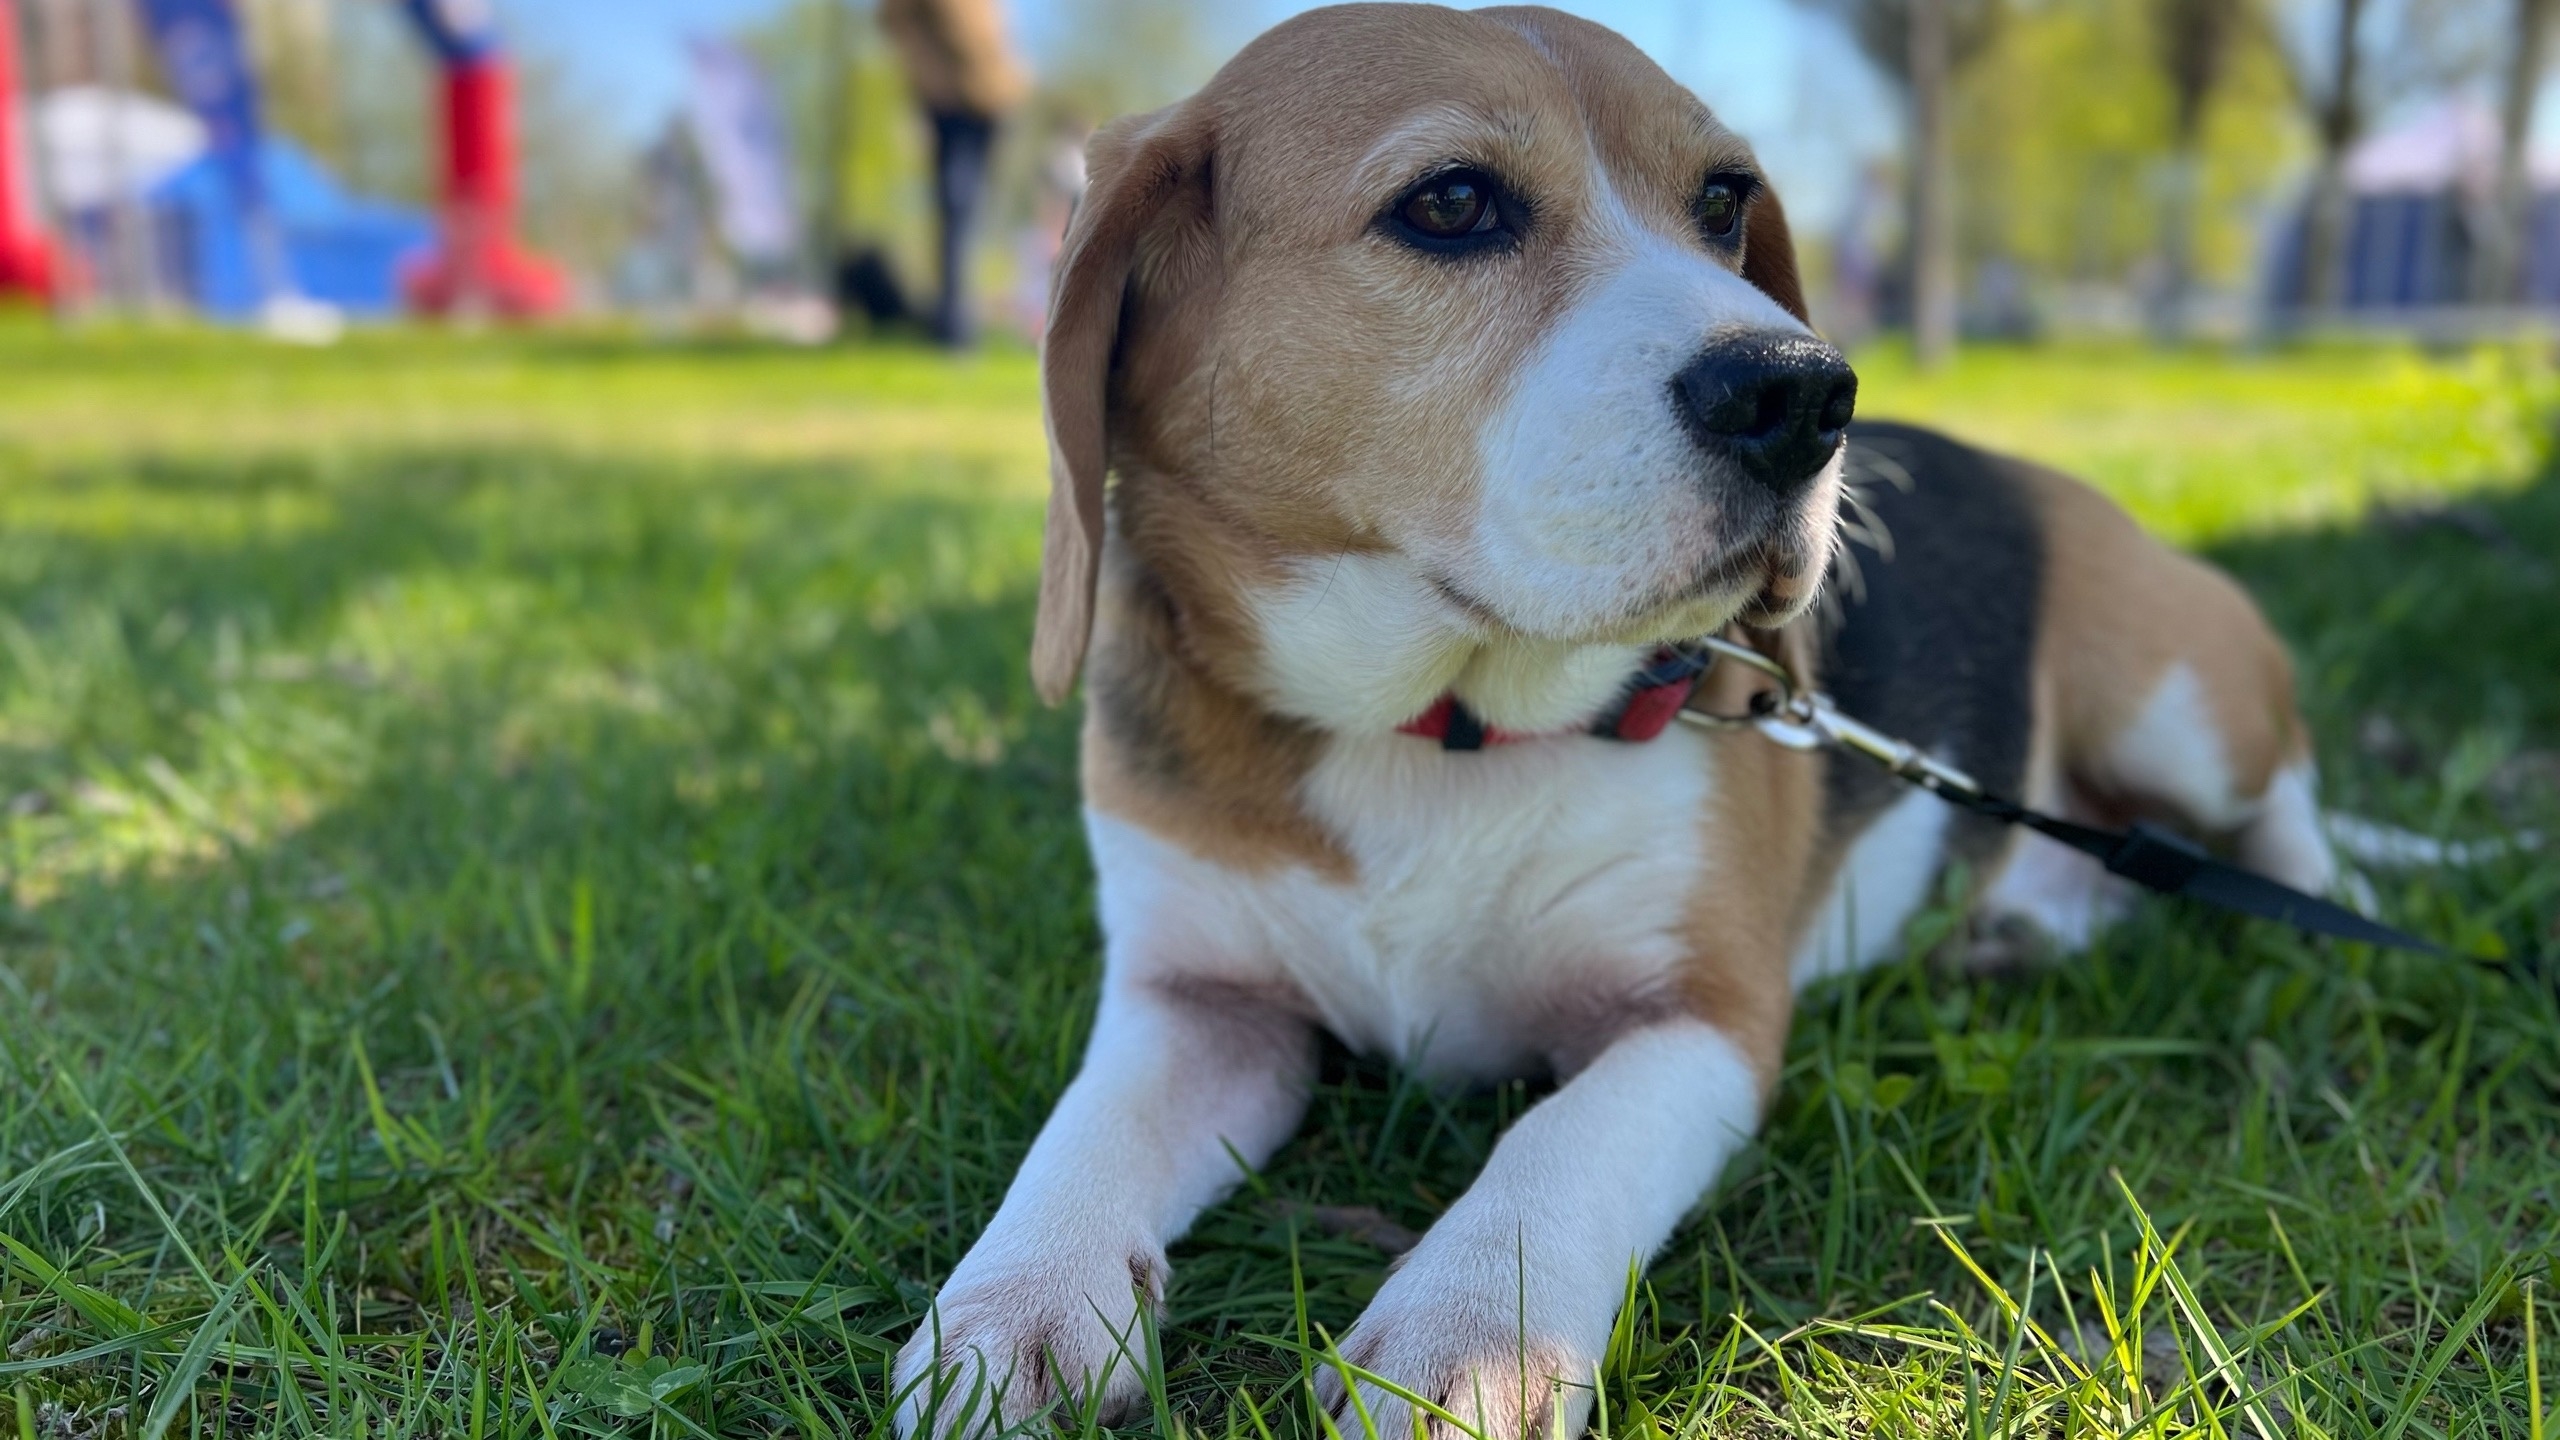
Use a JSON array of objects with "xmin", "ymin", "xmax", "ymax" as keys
[
  {"xmin": 0, "ymin": 320, "xmax": 1047, "ymax": 471},
  {"xmin": 1855, "ymin": 339, "xmax": 2559, "ymax": 542},
  {"xmin": 0, "ymin": 323, "xmax": 2553, "ymax": 1439}
]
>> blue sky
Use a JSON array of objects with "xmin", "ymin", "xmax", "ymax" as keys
[{"xmin": 496, "ymin": 0, "xmax": 1900, "ymax": 228}]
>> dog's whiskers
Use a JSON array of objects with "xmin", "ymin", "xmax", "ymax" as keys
[{"xmin": 1822, "ymin": 441, "xmax": 1913, "ymax": 627}]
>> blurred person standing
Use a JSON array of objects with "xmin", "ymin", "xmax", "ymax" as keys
[{"xmin": 879, "ymin": 0, "xmax": 1026, "ymax": 347}]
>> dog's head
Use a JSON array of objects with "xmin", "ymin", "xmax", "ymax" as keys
[{"xmin": 1033, "ymin": 3, "xmax": 1853, "ymax": 720}]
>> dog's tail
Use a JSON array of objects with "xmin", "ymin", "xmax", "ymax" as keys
[{"xmin": 2324, "ymin": 812, "xmax": 2544, "ymax": 869}]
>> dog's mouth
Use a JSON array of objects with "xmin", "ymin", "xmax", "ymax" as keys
[
  {"xmin": 1725, "ymin": 538, "xmax": 1830, "ymax": 626},
  {"xmin": 1430, "ymin": 533, "xmax": 1813, "ymax": 643},
  {"xmin": 1660, "ymin": 541, "xmax": 1780, "ymax": 610},
  {"xmin": 1620, "ymin": 508, "xmax": 1829, "ymax": 623}
]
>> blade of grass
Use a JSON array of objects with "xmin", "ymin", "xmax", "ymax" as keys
[{"xmin": 137, "ymin": 1267, "xmax": 253, "ymax": 1440}]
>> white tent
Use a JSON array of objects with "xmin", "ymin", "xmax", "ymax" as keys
[
  {"xmin": 2344, "ymin": 97, "xmax": 2560, "ymax": 199},
  {"xmin": 2270, "ymin": 96, "xmax": 2560, "ymax": 312},
  {"xmin": 36, "ymin": 85, "xmax": 204, "ymax": 213}
]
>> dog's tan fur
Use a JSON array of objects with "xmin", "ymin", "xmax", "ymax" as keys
[
  {"xmin": 2027, "ymin": 464, "xmax": 2308, "ymax": 814},
  {"xmin": 899, "ymin": 8, "xmax": 2332, "ymax": 1437}
]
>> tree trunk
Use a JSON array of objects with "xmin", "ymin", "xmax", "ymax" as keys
[
  {"xmin": 2480, "ymin": 0, "xmax": 2556, "ymax": 305},
  {"xmin": 2298, "ymin": 0, "xmax": 2364, "ymax": 313},
  {"xmin": 2155, "ymin": 148, "xmax": 2202, "ymax": 338},
  {"xmin": 1909, "ymin": 0, "xmax": 1957, "ymax": 368},
  {"xmin": 815, "ymin": 0, "xmax": 852, "ymax": 269},
  {"xmin": 2152, "ymin": 0, "xmax": 2231, "ymax": 340},
  {"xmin": 86, "ymin": 0, "xmax": 160, "ymax": 312}
]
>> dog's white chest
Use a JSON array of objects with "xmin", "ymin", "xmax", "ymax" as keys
[{"xmin": 1087, "ymin": 731, "xmax": 1716, "ymax": 1082}]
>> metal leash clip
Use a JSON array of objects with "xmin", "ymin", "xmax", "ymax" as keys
[{"xmin": 1676, "ymin": 635, "xmax": 1989, "ymax": 797}]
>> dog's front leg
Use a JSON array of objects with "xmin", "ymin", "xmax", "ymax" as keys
[
  {"xmin": 1321, "ymin": 1018, "xmax": 1765, "ymax": 1440},
  {"xmin": 893, "ymin": 975, "xmax": 1313, "ymax": 1438}
]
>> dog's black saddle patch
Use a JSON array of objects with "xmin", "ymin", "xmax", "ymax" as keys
[{"xmin": 1817, "ymin": 421, "xmax": 2046, "ymax": 875}]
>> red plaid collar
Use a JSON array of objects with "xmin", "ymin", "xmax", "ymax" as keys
[{"xmin": 1395, "ymin": 646, "xmax": 1713, "ymax": 751}]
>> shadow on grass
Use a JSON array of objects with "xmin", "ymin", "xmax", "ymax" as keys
[
  {"xmin": 2211, "ymin": 453, "xmax": 2560, "ymax": 781},
  {"xmin": 0, "ymin": 445, "xmax": 2553, "ymax": 1436}
]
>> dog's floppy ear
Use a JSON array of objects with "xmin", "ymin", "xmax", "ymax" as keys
[
  {"xmin": 1741, "ymin": 185, "xmax": 1810, "ymax": 326},
  {"xmin": 1030, "ymin": 100, "xmax": 1217, "ymax": 705}
]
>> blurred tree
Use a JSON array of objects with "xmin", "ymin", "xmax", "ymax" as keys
[
  {"xmin": 2151, "ymin": 0, "xmax": 2244, "ymax": 331},
  {"xmin": 237, "ymin": 0, "xmax": 338, "ymax": 167},
  {"xmin": 2481, "ymin": 0, "xmax": 2557, "ymax": 303},
  {"xmin": 510, "ymin": 47, "xmax": 632, "ymax": 283},
  {"xmin": 1803, "ymin": 0, "xmax": 2007, "ymax": 82},
  {"xmin": 325, "ymin": 2, "xmax": 433, "ymax": 207},
  {"xmin": 815, "ymin": 0, "xmax": 852, "ymax": 261},
  {"xmin": 1910, "ymin": 0, "xmax": 1954, "ymax": 365},
  {"xmin": 2352, "ymin": 0, "xmax": 2501, "ymax": 103},
  {"xmin": 1948, "ymin": 0, "xmax": 2298, "ymax": 322},
  {"xmin": 1796, "ymin": 0, "xmax": 2002, "ymax": 366},
  {"xmin": 2279, "ymin": 0, "xmax": 2497, "ymax": 311},
  {"xmin": 1814, "ymin": 0, "xmax": 2502, "ymax": 332},
  {"xmin": 1034, "ymin": 0, "xmax": 1224, "ymax": 122},
  {"xmin": 2290, "ymin": 0, "xmax": 2362, "ymax": 310}
]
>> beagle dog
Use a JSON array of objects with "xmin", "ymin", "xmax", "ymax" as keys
[{"xmin": 893, "ymin": 5, "xmax": 2337, "ymax": 1436}]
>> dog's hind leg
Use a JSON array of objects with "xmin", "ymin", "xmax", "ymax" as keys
[
  {"xmin": 1980, "ymin": 466, "xmax": 2342, "ymax": 952},
  {"xmin": 2082, "ymin": 650, "xmax": 2337, "ymax": 895}
]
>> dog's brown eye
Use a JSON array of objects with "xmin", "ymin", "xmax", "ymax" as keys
[
  {"xmin": 1696, "ymin": 185, "xmax": 1739, "ymax": 237},
  {"xmin": 1405, "ymin": 177, "xmax": 1492, "ymax": 237},
  {"xmin": 1383, "ymin": 167, "xmax": 1518, "ymax": 254},
  {"xmin": 1689, "ymin": 174, "xmax": 1751, "ymax": 240}
]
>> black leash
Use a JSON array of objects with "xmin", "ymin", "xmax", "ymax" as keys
[
  {"xmin": 1929, "ymin": 785, "xmax": 2435, "ymax": 952},
  {"xmin": 1674, "ymin": 637, "xmax": 2442, "ymax": 954}
]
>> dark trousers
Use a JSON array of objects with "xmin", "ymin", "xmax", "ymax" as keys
[{"xmin": 929, "ymin": 108, "xmax": 997, "ymax": 346}]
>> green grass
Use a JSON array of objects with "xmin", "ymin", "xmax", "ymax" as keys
[{"xmin": 0, "ymin": 322, "xmax": 2554, "ymax": 1439}]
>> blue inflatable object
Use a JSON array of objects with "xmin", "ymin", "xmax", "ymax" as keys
[{"xmin": 150, "ymin": 138, "xmax": 434, "ymax": 317}]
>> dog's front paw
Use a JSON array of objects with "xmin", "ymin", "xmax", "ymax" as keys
[
  {"xmin": 1316, "ymin": 1245, "xmax": 1597, "ymax": 1440},
  {"xmin": 892, "ymin": 1242, "xmax": 1166, "ymax": 1439}
]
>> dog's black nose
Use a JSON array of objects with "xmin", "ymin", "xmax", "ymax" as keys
[{"xmin": 1671, "ymin": 333, "xmax": 1858, "ymax": 493}]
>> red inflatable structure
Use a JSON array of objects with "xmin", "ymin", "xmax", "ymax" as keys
[
  {"xmin": 0, "ymin": 0, "xmax": 59, "ymax": 302},
  {"xmin": 398, "ymin": 0, "xmax": 563, "ymax": 318}
]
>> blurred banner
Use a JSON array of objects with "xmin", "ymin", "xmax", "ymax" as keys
[
  {"xmin": 684, "ymin": 37, "xmax": 799, "ymax": 266},
  {"xmin": 401, "ymin": 0, "xmax": 503, "ymax": 64},
  {"xmin": 133, "ymin": 0, "xmax": 262, "ymax": 207}
]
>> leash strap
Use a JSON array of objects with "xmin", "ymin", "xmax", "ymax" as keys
[
  {"xmin": 1936, "ymin": 789, "xmax": 2439, "ymax": 953},
  {"xmin": 1669, "ymin": 637, "xmax": 2443, "ymax": 954}
]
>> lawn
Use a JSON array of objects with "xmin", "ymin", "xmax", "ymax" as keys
[{"xmin": 0, "ymin": 321, "xmax": 2555, "ymax": 1439}]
